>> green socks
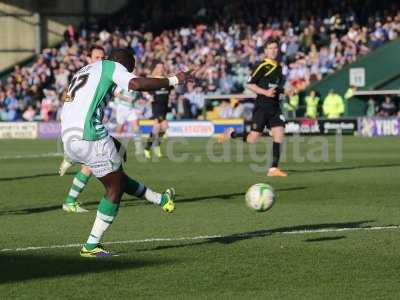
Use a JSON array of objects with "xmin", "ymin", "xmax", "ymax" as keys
[
  {"xmin": 85, "ymin": 197, "xmax": 119, "ymax": 250},
  {"xmin": 65, "ymin": 171, "xmax": 91, "ymax": 205}
]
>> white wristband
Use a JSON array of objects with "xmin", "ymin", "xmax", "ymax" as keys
[{"xmin": 168, "ymin": 76, "xmax": 179, "ymax": 87}]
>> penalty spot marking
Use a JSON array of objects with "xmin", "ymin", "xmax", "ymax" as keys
[{"xmin": 1, "ymin": 225, "xmax": 399, "ymax": 253}]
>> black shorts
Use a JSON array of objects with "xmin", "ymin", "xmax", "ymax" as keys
[
  {"xmin": 151, "ymin": 103, "xmax": 168, "ymax": 122},
  {"xmin": 151, "ymin": 110, "xmax": 167, "ymax": 122},
  {"xmin": 251, "ymin": 105, "xmax": 286, "ymax": 132}
]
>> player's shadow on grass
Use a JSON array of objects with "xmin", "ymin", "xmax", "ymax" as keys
[
  {"xmin": 2, "ymin": 162, "xmax": 398, "ymax": 182},
  {"xmin": 305, "ymin": 236, "xmax": 346, "ymax": 242},
  {"xmin": 0, "ymin": 186, "xmax": 307, "ymax": 215},
  {"xmin": 0, "ymin": 203, "xmax": 76, "ymax": 215},
  {"xmin": 122, "ymin": 186, "xmax": 306, "ymax": 207},
  {"xmin": 138, "ymin": 220, "xmax": 374, "ymax": 252},
  {"xmin": 287, "ymin": 163, "xmax": 400, "ymax": 173},
  {"xmin": 0, "ymin": 253, "xmax": 172, "ymax": 284},
  {"xmin": 171, "ymin": 186, "xmax": 307, "ymax": 205},
  {"xmin": 0, "ymin": 171, "xmax": 75, "ymax": 182}
]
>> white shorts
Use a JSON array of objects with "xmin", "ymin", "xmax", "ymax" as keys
[
  {"xmin": 63, "ymin": 135, "xmax": 122, "ymax": 178},
  {"xmin": 116, "ymin": 107, "xmax": 139, "ymax": 125}
]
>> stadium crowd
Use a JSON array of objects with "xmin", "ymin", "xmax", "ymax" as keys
[{"xmin": 1, "ymin": 2, "xmax": 400, "ymax": 122}]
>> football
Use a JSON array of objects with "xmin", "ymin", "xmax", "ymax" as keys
[{"xmin": 245, "ymin": 183, "xmax": 275, "ymax": 211}]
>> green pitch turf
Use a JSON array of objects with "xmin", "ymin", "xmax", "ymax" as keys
[{"xmin": 1, "ymin": 136, "xmax": 400, "ymax": 299}]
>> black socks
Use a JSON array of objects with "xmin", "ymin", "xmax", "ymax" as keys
[{"xmin": 272, "ymin": 142, "xmax": 281, "ymax": 168}]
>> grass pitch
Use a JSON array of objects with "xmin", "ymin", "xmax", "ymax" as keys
[{"xmin": 0, "ymin": 136, "xmax": 400, "ymax": 299}]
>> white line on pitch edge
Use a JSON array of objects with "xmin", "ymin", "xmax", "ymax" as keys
[
  {"xmin": 0, "ymin": 153, "xmax": 63, "ymax": 160},
  {"xmin": 1, "ymin": 225, "xmax": 399, "ymax": 253}
]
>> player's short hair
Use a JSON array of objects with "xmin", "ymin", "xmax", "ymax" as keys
[
  {"xmin": 265, "ymin": 38, "xmax": 280, "ymax": 47},
  {"xmin": 108, "ymin": 48, "xmax": 135, "ymax": 72},
  {"xmin": 88, "ymin": 45, "xmax": 105, "ymax": 56}
]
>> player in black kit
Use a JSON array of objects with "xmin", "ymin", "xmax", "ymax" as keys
[
  {"xmin": 218, "ymin": 38, "xmax": 287, "ymax": 177},
  {"xmin": 144, "ymin": 62, "xmax": 171, "ymax": 159}
]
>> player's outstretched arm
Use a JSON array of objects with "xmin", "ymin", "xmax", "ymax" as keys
[{"xmin": 128, "ymin": 71, "xmax": 193, "ymax": 91}]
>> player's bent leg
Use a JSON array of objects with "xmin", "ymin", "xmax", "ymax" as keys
[
  {"xmin": 217, "ymin": 127, "xmax": 235, "ymax": 143},
  {"xmin": 123, "ymin": 174, "xmax": 175, "ymax": 213},
  {"xmin": 218, "ymin": 128, "xmax": 261, "ymax": 144},
  {"xmin": 267, "ymin": 126, "xmax": 287, "ymax": 177},
  {"xmin": 220, "ymin": 106, "xmax": 265, "ymax": 144},
  {"xmin": 62, "ymin": 165, "xmax": 92, "ymax": 213},
  {"xmin": 246, "ymin": 131, "xmax": 262, "ymax": 144}
]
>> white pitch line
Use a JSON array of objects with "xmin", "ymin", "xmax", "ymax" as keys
[
  {"xmin": 0, "ymin": 152, "xmax": 62, "ymax": 160},
  {"xmin": 1, "ymin": 225, "xmax": 399, "ymax": 253}
]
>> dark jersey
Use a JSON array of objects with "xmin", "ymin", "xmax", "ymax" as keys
[{"xmin": 247, "ymin": 58, "xmax": 284, "ymax": 109}]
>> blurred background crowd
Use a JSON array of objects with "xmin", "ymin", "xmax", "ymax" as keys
[{"xmin": 1, "ymin": 0, "xmax": 400, "ymax": 122}]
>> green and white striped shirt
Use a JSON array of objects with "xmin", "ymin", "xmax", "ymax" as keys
[{"xmin": 61, "ymin": 60, "xmax": 134, "ymax": 141}]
